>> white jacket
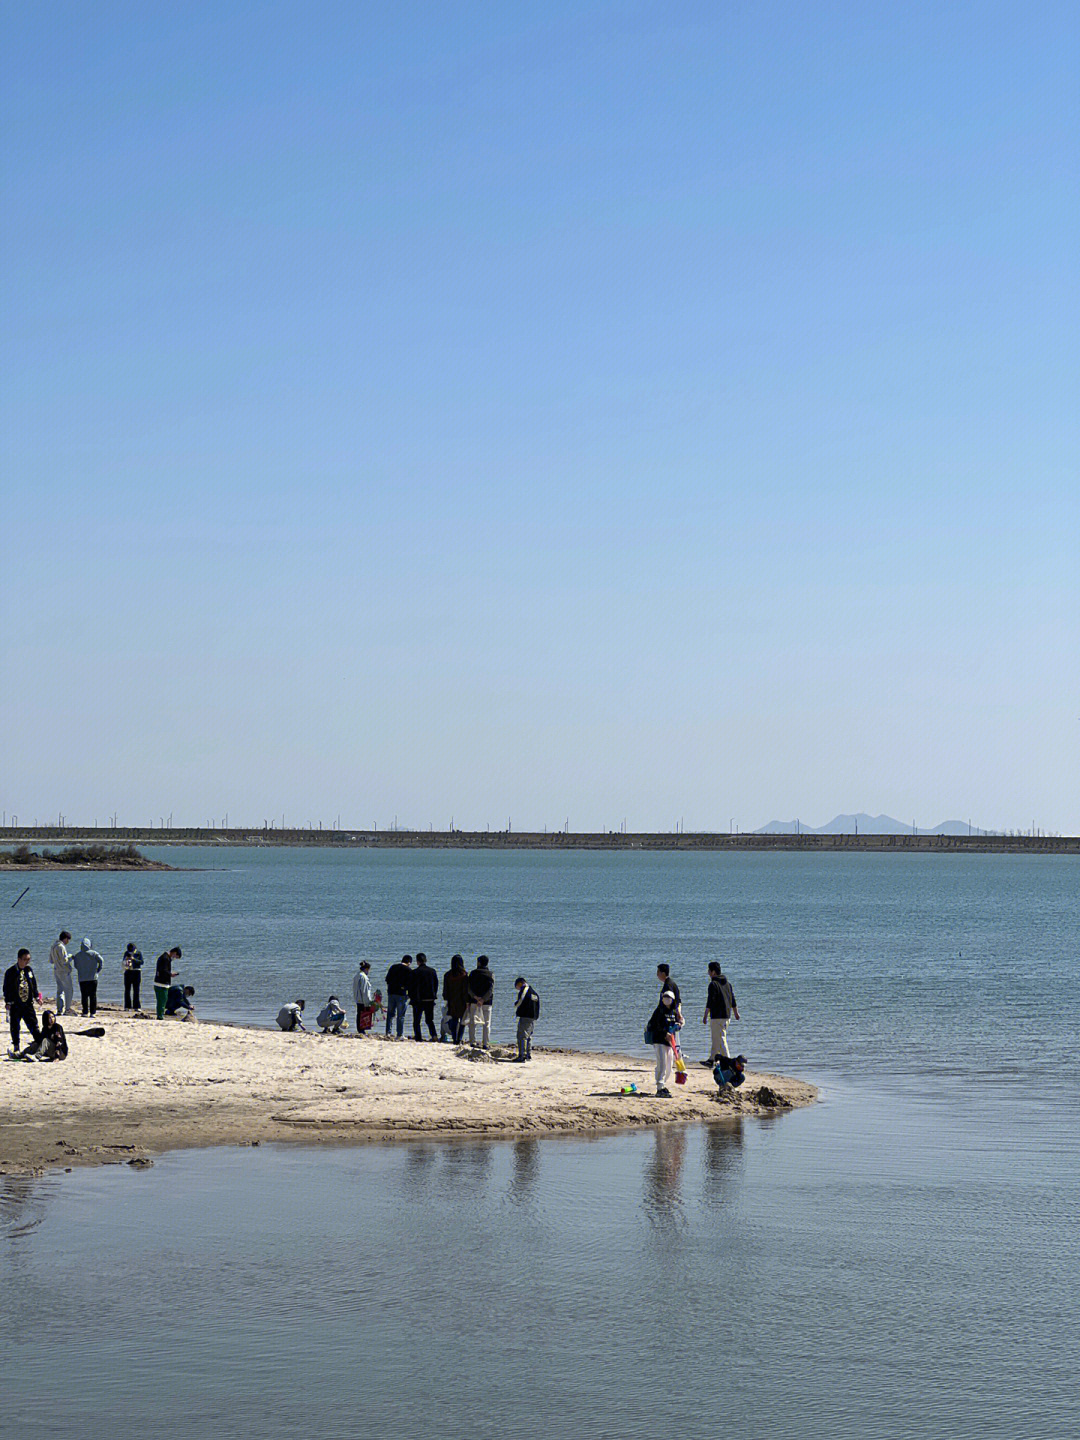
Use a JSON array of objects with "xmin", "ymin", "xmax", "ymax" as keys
[{"xmin": 352, "ymin": 969, "xmax": 374, "ymax": 1007}]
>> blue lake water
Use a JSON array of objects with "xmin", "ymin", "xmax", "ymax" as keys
[{"xmin": 3, "ymin": 849, "xmax": 1078, "ymax": 1437}]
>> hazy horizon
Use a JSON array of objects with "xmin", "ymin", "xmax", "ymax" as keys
[{"xmin": 3, "ymin": 3, "xmax": 1077, "ymax": 832}]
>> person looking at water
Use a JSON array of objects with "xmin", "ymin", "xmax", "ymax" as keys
[
  {"xmin": 410, "ymin": 952, "xmax": 439, "ymax": 1041},
  {"xmin": 165, "ymin": 984, "xmax": 196, "ymax": 1020},
  {"xmin": 442, "ymin": 954, "xmax": 469, "ymax": 1043},
  {"xmin": 50, "ymin": 931, "xmax": 74, "ymax": 1017},
  {"xmin": 15, "ymin": 1008, "xmax": 67, "ymax": 1062},
  {"xmin": 701, "ymin": 961, "xmax": 739, "ymax": 1065},
  {"xmin": 276, "ymin": 999, "xmax": 306, "ymax": 1031},
  {"xmin": 352, "ymin": 960, "xmax": 373, "ymax": 1030},
  {"xmin": 4, "ymin": 948, "xmax": 43, "ymax": 1053},
  {"xmin": 122, "ymin": 943, "xmax": 144, "ymax": 1010},
  {"xmin": 511, "ymin": 977, "xmax": 539, "ymax": 1062},
  {"xmin": 154, "ymin": 947, "xmax": 182, "ymax": 1020},
  {"xmin": 73, "ymin": 938, "xmax": 104, "ymax": 1016},
  {"xmin": 384, "ymin": 955, "xmax": 413, "ymax": 1039},
  {"xmin": 316, "ymin": 995, "xmax": 347, "ymax": 1033},
  {"xmin": 647, "ymin": 987, "xmax": 679, "ymax": 1097},
  {"xmin": 656, "ymin": 963, "xmax": 681, "ymax": 1007},
  {"xmin": 466, "ymin": 956, "xmax": 494, "ymax": 1049}
]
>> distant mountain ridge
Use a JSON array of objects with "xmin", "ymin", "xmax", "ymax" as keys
[{"xmin": 757, "ymin": 813, "xmax": 994, "ymax": 836}]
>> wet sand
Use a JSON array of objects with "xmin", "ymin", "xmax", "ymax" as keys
[{"xmin": 0, "ymin": 1008, "xmax": 816, "ymax": 1175}]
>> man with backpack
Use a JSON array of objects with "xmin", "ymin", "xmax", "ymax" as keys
[{"xmin": 511, "ymin": 977, "xmax": 539, "ymax": 1062}]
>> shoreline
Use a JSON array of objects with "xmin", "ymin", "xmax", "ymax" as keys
[{"xmin": 0, "ymin": 1009, "xmax": 816, "ymax": 1176}]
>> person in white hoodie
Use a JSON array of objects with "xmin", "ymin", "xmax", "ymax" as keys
[
  {"xmin": 352, "ymin": 961, "xmax": 374, "ymax": 1032},
  {"xmin": 72, "ymin": 938, "xmax": 104, "ymax": 1016},
  {"xmin": 50, "ymin": 931, "xmax": 74, "ymax": 1017}
]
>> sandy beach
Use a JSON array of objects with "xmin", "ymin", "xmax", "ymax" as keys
[{"xmin": 0, "ymin": 1008, "xmax": 816, "ymax": 1175}]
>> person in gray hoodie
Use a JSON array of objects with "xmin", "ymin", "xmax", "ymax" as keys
[
  {"xmin": 50, "ymin": 931, "xmax": 74, "ymax": 1016},
  {"xmin": 72, "ymin": 938, "xmax": 104, "ymax": 1016}
]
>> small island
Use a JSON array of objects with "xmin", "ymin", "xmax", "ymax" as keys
[{"xmin": 0, "ymin": 844, "xmax": 174, "ymax": 872}]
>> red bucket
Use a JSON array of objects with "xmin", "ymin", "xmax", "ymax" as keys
[{"xmin": 674, "ymin": 1070, "xmax": 688, "ymax": 1085}]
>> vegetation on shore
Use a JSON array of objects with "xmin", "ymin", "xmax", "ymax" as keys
[{"xmin": 0, "ymin": 844, "xmax": 169, "ymax": 869}]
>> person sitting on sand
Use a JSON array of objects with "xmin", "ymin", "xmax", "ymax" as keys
[
  {"xmin": 165, "ymin": 984, "xmax": 196, "ymax": 1020},
  {"xmin": 16, "ymin": 1009, "xmax": 68, "ymax": 1062},
  {"xmin": 646, "ymin": 987, "xmax": 681, "ymax": 1097},
  {"xmin": 276, "ymin": 1000, "xmax": 306, "ymax": 1032},
  {"xmin": 465, "ymin": 956, "xmax": 494, "ymax": 1049},
  {"xmin": 316, "ymin": 995, "xmax": 347, "ymax": 1034}
]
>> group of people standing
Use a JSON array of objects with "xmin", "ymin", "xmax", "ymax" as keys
[{"xmin": 646, "ymin": 961, "xmax": 739, "ymax": 1096}]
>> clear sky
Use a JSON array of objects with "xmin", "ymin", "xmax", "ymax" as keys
[{"xmin": 2, "ymin": 1, "xmax": 1077, "ymax": 833}]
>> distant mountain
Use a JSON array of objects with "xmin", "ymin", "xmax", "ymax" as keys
[{"xmin": 756, "ymin": 814, "xmax": 994, "ymax": 836}]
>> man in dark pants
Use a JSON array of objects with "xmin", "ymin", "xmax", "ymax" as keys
[
  {"xmin": 384, "ymin": 955, "xmax": 413, "ymax": 1038},
  {"xmin": 4, "ymin": 948, "xmax": 42, "ymax": 1052},
  {"xmin": 410, "ymin": 952, "xmax": 439, "ymax": 1040},
  {"xmin": 72, "ymin": 938, "xmax": 104, "ymax": 1016}
]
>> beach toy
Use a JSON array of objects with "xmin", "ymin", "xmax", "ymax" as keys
[{"xmin": 620, "ymin": 1084, "xmax": 638, "ymax": 1095}]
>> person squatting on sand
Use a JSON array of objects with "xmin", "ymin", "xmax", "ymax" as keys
[
  {"xmin": 409, "ymin": 953, "xmax": 439, "ymax": 1041},
  {"xmin": 122, "ymin": 943, "xmax": 144, "ymax": 1010},
  {"xmin": 317, "ymin": 996, "xmax": 347, "ymax": 1033},
  {"xmin": 5, "ymin": 949, "xmax": 43, "ymax": 1052},
  {"xmin": 165, "ymin": 984, "xmax": 196, "ymax": 1020},
  {"xmin": 276, "ymin": 1000, "xmax": 306, "ymax": 1031},
  {"xmin": 646, "ymin": 986, "xmax": 683, "ymax": 1097},
  {"xmin": 154, "ymin": 947, "xmax": 182, "ymax": 1019},
  {"xmin": 702, "ymin": 962, "xmax": 739, "ymax": 1065},
  {"xmin": 73, "ymin": 938, "xmax": 104, "ymax": 1016},
  {"xmin": 14, "ymin": 1009, "xmax": 68, "ymax": 1062},
  {"xmin": 512, "ymin": 977, "xmax": 539, "ymax": 1062},
  {"xmin": 384, "ymin": 955, "xmax": 413, "ymax": 1038},
  {"xmin": 466, "ymin": 956, "xmax": 494, "ymax": 1048},
  {"xmin": 50, "ymin": 931, "xmax": 74, "ymax": 1017}
]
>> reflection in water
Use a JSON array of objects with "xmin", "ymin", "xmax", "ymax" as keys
[
  {"xmin": 0, "ymin": 1178, "xmax": 49, "ymax": 1243},
  {"xmin": 643, "ymin": 1126, "xmax": 687, "ymax": 1222},
  {"xmin": 702, "ymin": 1119, "xmax": 745, "ymax": 1205},
  {"xmin": 510, "ymin": 1139, "xmax": 539, "ymax": 1202}
]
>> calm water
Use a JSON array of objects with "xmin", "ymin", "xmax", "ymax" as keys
[{"xmin": 3, "ymin": 849, "xmax": 1078, "ymax": 1437}]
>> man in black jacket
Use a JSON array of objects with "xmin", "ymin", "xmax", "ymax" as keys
[
  {"xmin": 409, "ymin": 952, "xmax": 439, "ymax": 1041},
  {"xmin": 466, "ymin": 956, "xmax": 494, "ymax": 1049},
  {"xmin": 702, "ymin": 961, "xmax": 739, "ymax": 1064},
  {"xmin": 384, "ymin": 955, "xmax": 413, "ymax": 1038},
  {"xmin": 511, "ymin": 977, "xmax": 539, "ymax": 1061},
  {"xmin": 4, "ymin": 948, "xmax": 42, "ymax": 1052}
]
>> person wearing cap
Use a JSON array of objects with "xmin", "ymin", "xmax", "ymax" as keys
[
  {"xmin": 384, "ymin": 955, "xmax": 413, "ymax": 1038},
  {"xmin": 647, "ymin": 987, "xmax": 681, "ymax": 1097},
  {"xmin": 701, "ymin": 961, "xmax": 739, "ymax": 1065},
  {"xmin": 511, "ymin": 977, "xmax": 539, "ymax": 1062},
  {"xmin": 465, "ymin": 956, "xmax": 494, "ymax": 1048},
  {"xmin": 153, "ymin": 947, "xmax": 182, "ymax": 1020},
  {"xmin": 50, "ymin": 931, "xmax": 74, "ymax": 1017},
  {"xmin": 409, "ymin": 952, "xmax": 439, "ymax": 1041},
  {"xmin": 72, "ymin": 938, "xmax": 104, "ymax": 1016}
]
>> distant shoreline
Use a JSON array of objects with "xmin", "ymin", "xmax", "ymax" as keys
[{"xmin": 1, "ymin": 827, "xmax": 1076, "ymax": 855}]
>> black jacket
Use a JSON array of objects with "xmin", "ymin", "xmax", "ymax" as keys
[
  {"xmin": 385, "ymin": 962, "xmax": 412, "ymax": 996},
  {"xmin": 706, "ymin": 976, "xmax": 736, "ymax": 1019},
  {"xmin": 24, "ymin": 1022, "xmax": 67, "ymax": 1061},
  {"xmin": 467, "ymin": 966, "xmax": 494, "ymax": 1004},
  {"xmin": 514, "ymin": 984, "xmax": 539, "ymax": 1020},
  {"xmin": 3, "ymin": 964, "xmax": 38, "ymax": 1007},
  {"xmin": 443, "ymin": 969, "xmax": 470, "ymax": 1016},
  {"xmin": 410, "ymin": 963, "xmax": 439, "ymax": 1003},
  {"xmin": 154, "ymin": 952, "xmax": 174, "ymax": 987}
]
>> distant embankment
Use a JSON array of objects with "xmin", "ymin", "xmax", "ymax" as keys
[{"xmin": 1, "ymin": 827, "xmax": 1077, "ymax": 854}]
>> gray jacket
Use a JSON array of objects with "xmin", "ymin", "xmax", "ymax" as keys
[{"xmin": 72, "ymin": 940, "xmax": 104, "ymax": 982}]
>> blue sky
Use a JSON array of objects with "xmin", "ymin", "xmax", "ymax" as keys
[{"xmin": 2, "ymin": 1, "xmax": 1077, "ymax": 832}]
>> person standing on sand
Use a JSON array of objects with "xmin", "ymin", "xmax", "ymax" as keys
[
  {"xmin": 410, "ymin": 952, "xmax": 439, "ymax": 1041},
  {"xmin": 384, "ymin": 955, "xmax": 412, "ymax": 1039},
  {"xmin": 465, "ymin": 956, "xmax": 494, "ymax": 1048},
  {"xmin": 153, "ymin": 947, "xmax": 182, "ymax": 1020},
  {"xmin": 5, "ymin": 948, "xmax": 43, "ymax": 1052},
  {"xmin": 73, "ymin": 938, "xmax": 104, "ymax": 1016},
  {"xmin": 442, "ymin": 954, "xmax": 469, "ymax": 1043},
  {"xmin": 701, "ymin": 961, "xmax": 739, "ymax": 1065},
  {"xmin": 511, "ymin": 977, "xmax": 539, "ymax": 1062},
  {"xmin": 352, "ymin": 961, "xmax": 374, "ymax": 1032},
  {"xmin": 647, "ymin": 987, "xmax": 679, "ymax": 1097},
  {"xmin": 122, "ymin": 943, "xmax": 144, "ymax": 1010},
  {"xmin": 50, "ymin": 931, "xmax": 74, "ymax": 1017},
  {"xmin": 656, "ymin": 963, "xmax": 681, "ymax": 1008}
]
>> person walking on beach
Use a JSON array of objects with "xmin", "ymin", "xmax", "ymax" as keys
[
  {"xmin": 276, "ymin": 999, "xmax": 306, "ymax": 1031},
  {"xmin": 50, "ymin": 931, "xmax": 74, "ymax": 1017},
  {"xmin": 4, "ymin": 949, "xmax": 42, "ymax": 1053},
  {"xmin": 442, "ymin": 954, "xmax": 469, "ymax": 1043},
  {"xmin": 647, "ymin": 987, "xmax": 680, "ymax": 1097},
  {"xmin": 352, "ymin": 961, "xmax": 374, "ymax": 1032},
  {"xmin": 512, "ymin": 977, "xmax": 540, "ymax": 1062},
  {"xmin": 702, "ymin": 962, "xmax": 739, "ymax": 1065},
  {"xmin": 466, "ymin": 956, "xmax": 494, "ymax": 1049},
  {"xmin": 122, "ymin": 943, "xmax": 144, "ymax": 1010},
  {"xmin": 153, "ymin": 947, "xmax": 182, "ymax": 1020},
  {"xmin": 384, "ymin": 955, "xmax": 413, "ymax": 1039},
  {"xmin": 410, "ymin": 952, "xmax": 439, "ymax": 1041},
  {"xmin": 73, "ymin": 938, "xmax": 104, "ymax": 1016}
]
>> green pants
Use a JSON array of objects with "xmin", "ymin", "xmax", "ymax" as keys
[{"xmin": 154, "ymin": 983, "xmax": 169, "ymax": 1019}]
